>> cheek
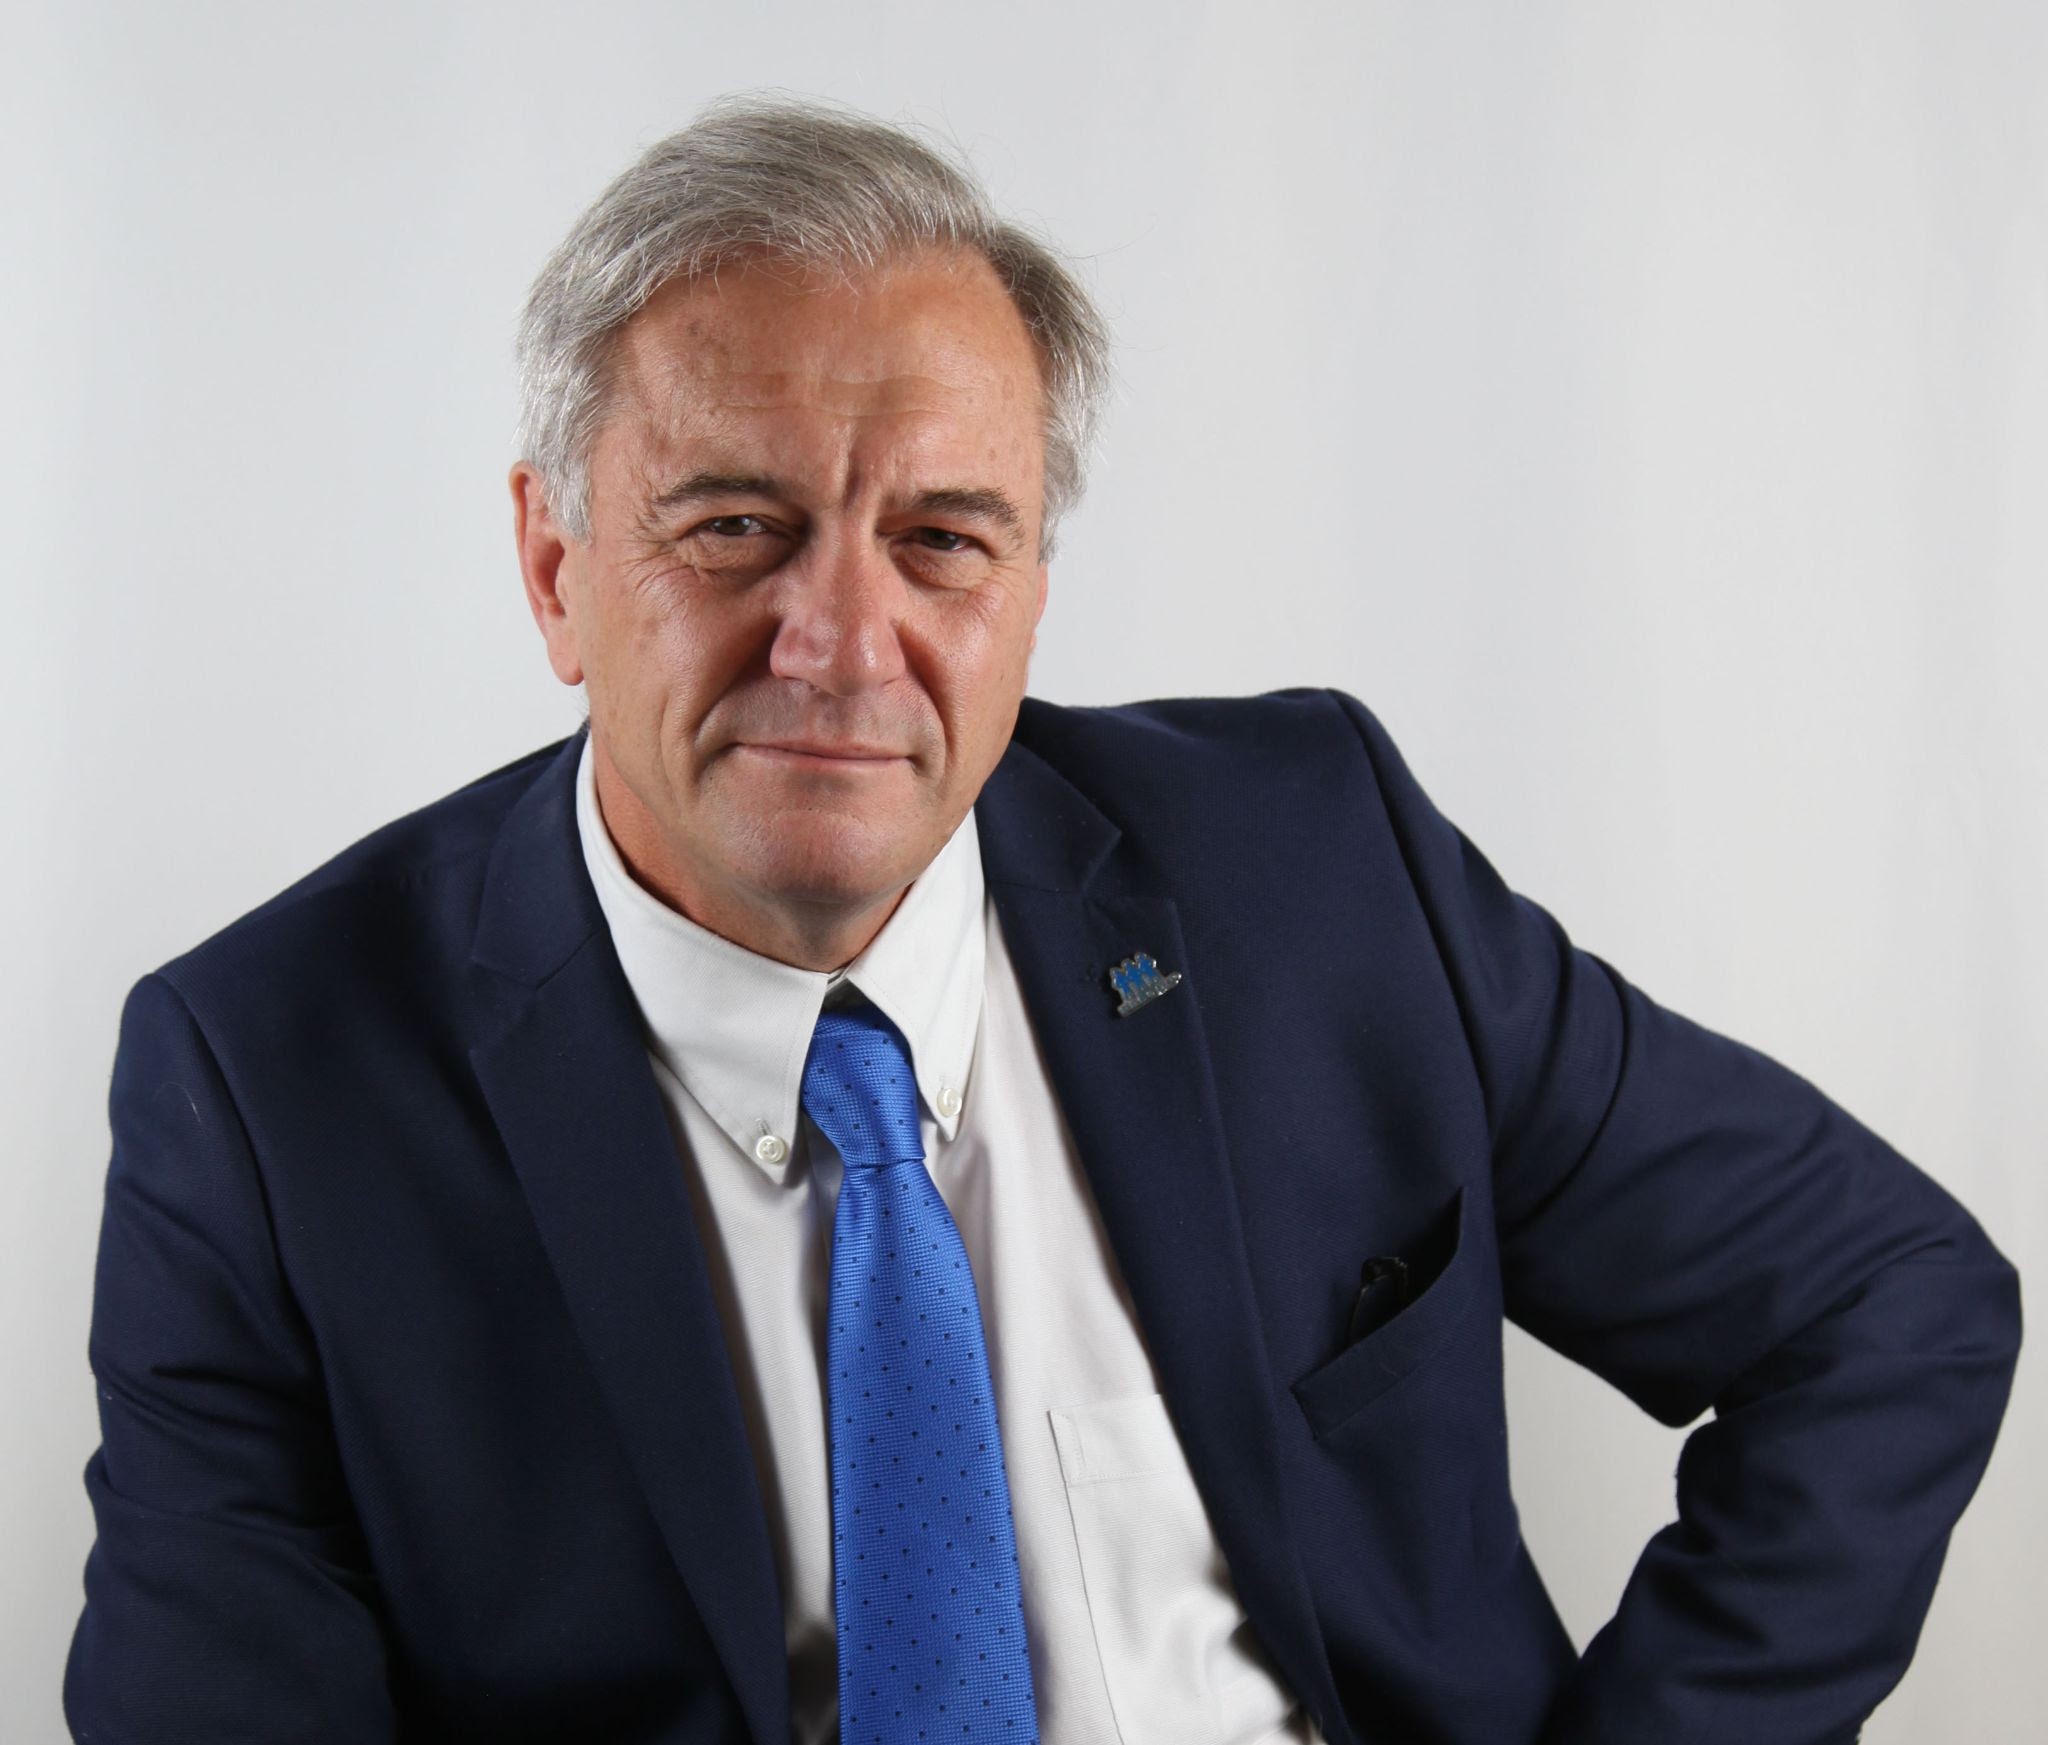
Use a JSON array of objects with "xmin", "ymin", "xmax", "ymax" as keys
[
  {"xmin": 589, "ymin": 565, "xmax": 760, "ymax": 734},
  {"xmin": 929, "ymin": 594, "xmax": 1033, "ymax": 747},
  {"xmin": 644, "ymin": 558, "xmax": 750, "ymax": 651},
  {"xmin": 983, "ymin": 588, "xmax": 1038, "ymax": 687}
]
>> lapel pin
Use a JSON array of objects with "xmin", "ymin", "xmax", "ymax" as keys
[{"xmin": 1107, "ymin": 951, "xmax": 1182, "ymax": 1017}]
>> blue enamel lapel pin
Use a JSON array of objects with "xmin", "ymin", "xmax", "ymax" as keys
[{"xmin": 1107, "ymin": 951, "xmax": 1182, "ymax": 1017}]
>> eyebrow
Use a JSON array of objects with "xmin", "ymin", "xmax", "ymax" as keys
[
  {"xmin": 909, "ymin": 486, "xmax": 1025, "ymax": 538},
  {"xmin": 648, "ymin": 471, "xmax": 1027, "ymax": 540},
  {"xmin": 648, "ymin": 471, "xmax": 787, "ymax": 514}
]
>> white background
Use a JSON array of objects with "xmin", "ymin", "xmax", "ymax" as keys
[{"xmin": 4, "ymin": 2, "xmax": 2041, "ymax": 1739}]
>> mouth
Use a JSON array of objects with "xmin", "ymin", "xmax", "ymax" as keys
[{"xmin": 737, "ymin": 741, "xmax": 909, "ymax": 770}]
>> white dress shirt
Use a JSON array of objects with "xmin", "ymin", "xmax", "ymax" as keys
[{"xmin": 574, "ymin": 731, "xmax": 1325, "ymax": 1745}]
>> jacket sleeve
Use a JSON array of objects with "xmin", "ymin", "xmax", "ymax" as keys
[
  {"xmin": 65, "ymin": 971, "xmax": 398, "ymax": 1743},
  {"xmin": 1327, "ymin": 687, "xmax": 2022, "ymax": 1745}
]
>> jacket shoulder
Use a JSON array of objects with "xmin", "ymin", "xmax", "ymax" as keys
[
  {"xmin": 1009, "ymin": 685, "xmax": 1381, "ymax": 839},
  {"xmin": 147, "ymin": 731, "xmax": 576, "ymax": 1011}
]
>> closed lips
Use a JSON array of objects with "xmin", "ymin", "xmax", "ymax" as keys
[{"xmin": 751, "ymin": 741, "xmax": 901, "ymax": 758}]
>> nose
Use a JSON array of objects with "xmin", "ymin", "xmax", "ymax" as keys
[{"xmin": 766, "ymin": 525, "xmax": 909, "ymax": 697}]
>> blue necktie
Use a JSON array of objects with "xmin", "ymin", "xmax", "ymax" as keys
[{"xmin": 801, "ymin": 997, "xmax": 1040, "ymax": 1744}]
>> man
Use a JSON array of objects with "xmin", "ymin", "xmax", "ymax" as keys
[{"xmin": 66, "ymin": 94, "xmax": 2019, "ymax": 1745}]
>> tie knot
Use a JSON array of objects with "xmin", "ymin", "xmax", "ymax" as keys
[{"xmin": 800, "ymin": 999, "xmax": 924, "ymax": 1170}]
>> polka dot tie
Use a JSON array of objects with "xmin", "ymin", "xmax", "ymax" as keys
[{"xmin": 801, "ymin": 997, "xmax": 1040, "ymax": 1744}]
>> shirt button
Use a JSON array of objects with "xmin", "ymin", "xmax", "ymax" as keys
[
  {"xmin": 754, "ymin": 1133, "xmax": 789, "ymax": 1165},
  {"xmin": 937, "ymin": 1086, "xmax": 962, "ymax": 1119}
]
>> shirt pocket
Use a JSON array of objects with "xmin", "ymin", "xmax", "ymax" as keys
[{"xmin": 1048, "ymin": 1390, "xmax": 1300, "ymax": 1745}]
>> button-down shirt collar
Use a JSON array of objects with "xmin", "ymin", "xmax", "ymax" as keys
[{"xmin": 573, "ymin": 727, "xmax": 985, "ymax": 1181}]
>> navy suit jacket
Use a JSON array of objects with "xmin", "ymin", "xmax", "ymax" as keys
[{"xmin": 67, "ymin": 687, "xmax": 2021, "ymax": 1744}]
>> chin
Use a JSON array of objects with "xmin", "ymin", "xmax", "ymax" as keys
[{"xmin": 735, "ymin": 816, "xmax": 922, "ymax": 908}]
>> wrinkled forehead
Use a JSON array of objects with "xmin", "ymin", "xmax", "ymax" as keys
[{"xmin": 607, "ymin": 249, "xmax": 1047, "ymax": 441}]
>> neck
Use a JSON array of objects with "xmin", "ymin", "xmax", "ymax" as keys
[{"xmin": 652, "ymin": 873, "xmax": 908, "ymax": 973}]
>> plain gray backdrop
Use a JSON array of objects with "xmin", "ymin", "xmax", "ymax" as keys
[{"xmin": 5, "ymin": 2, "xmax": 2041, "ymax": 1739}]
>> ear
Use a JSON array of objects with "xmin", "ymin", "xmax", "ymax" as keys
[{"xmin": 511, "ymin": 462, "xmax": 584, "ymax": 687}]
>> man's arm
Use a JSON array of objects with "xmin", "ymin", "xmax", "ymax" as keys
[
  {"xmin": 1329, "ymin": 688, "xmax": 2022, "ymax": 1745},
  {"xmin": 66, "ymin": 971, "xmax": 397, "ymax": 1743}
]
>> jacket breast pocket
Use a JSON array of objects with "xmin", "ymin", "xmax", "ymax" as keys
[
  {"xmin": 1288, "ymin": 1185, "xmax": 1482, "ymax": 1441},
  {"xmin": 1048, "ymin": 1390, "xmax": 1304, "ymax": 1745}
]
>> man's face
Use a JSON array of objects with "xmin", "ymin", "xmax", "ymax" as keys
[{"xmin": 516, "ymin": 248, "xmax": 1050, "ymax": 956}]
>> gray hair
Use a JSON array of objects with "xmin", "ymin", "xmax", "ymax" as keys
[{"xmin": 514, "ymin": 92, "xmax": 1113, "ymax": 557}]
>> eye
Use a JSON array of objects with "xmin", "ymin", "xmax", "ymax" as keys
[
  {"xmin": 699, "ymin": 514, "xmax": 767, "ymax": 539},
  {"xmin": 909, "ymin": 527, "xmax": 972, "ymax": 553}
]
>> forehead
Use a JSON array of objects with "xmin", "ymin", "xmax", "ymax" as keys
[{"xmin": 607, "ymin": 250, "xmax": 1046, "ymax": 453}]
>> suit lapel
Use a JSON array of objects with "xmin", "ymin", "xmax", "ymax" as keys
[
  {"xmin": 978, "ymin": 731, "xmax": 1351, "ymax": 1745},
  {"xmin": 468, "ymin": 729, "xmax": 790, "ymax": 1745}
]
